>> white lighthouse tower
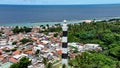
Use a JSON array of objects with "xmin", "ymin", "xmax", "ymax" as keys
[{"xmin": 62, "ymin": 20, "xmax": 68, "ymax": 67}]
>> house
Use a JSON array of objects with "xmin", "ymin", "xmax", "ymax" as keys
[
  {"xmin": 13, "ymin": 53, "xmax": 28, "ymax": 60},
  {"xmin": 0, "ymin": 49, "xmax": 3, "ymax": 55},
  {"xmin": 0, "ymin": 40, "xmax": 7, "ymax": 45},
  {"xmin": 33, "ymin": 47, "xmax": 41, "ymax": 53},
  {"xmin": 41, "ymin": 40, "xmax": 49, "ymax": 45},
  {"xmin": 69, "ymin": 53, "xmax": 75, "ymax": 58},
  {"xmin": 28, "ymin": 65, "xmax": 33, "ymax": 68},
  {"xmin": 38, "ymin": 44, "xmax": 44, "ymax": 48},
  {"xmin": 68, "ymin": 43, "xmax": 78, "ymax": 48},
  {"xmin": 9, "ymin": 57, "xmax": 18, "ymax": 63},
  {"xmin": 82, "ymin": 20, "xmax": 93, "ymax": 23},
  {"xmin": 84, "ymin": 44, "xmax": 99, "ymax": 50},
  {"xmin": 56, "ymin": 49, "xmax": 62, "ymax": 55},
  {"xmin": 13, "ymin": 50, "xmax": 21, "ymax": 55},
  {"xmin": 24, "ymin": 50, "xmax": 34, "ymax": 55},
  {"xmin": 78, "ymin": 46, "xmax": 84, "ymax": 52},
  {"xmin": 0, "ymin": 55, "xmax": 8, "ymax": 63}
]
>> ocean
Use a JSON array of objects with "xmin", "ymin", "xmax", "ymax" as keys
[{"xmin": 0, "ymin": 4, "xmax": 120, "ymax": 26}]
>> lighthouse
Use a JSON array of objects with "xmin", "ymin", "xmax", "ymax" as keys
[{"xmin": 62, "ymin": 20, "xmax": 68, "ymax": 67}]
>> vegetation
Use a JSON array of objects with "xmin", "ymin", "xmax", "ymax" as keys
[
  {"xmin": 51, "ymin": 19, "xmax": 120, "ymax": 68},
  {"xmin": 20, "ymin": 38, "xmax": 33, "ymax": 44},
  {"xmin": 42, "ymin": 24, "xmax": 62, "ymax": 34},
  {"xmin": 35, "ymin": 50, "xmax": 40, "ymax": 57},
  {"xmin": 12, "ymin": 41, "xmax": 17, "ymax": 45},
  {"xmin": 10, "ymin": 57, "xmax": 31, "ymax": 68},
  {"xmin": 42, "ymin": 57, "xmax": 48, "ymax": 68},
  {"xmin": 67, "ymin": 19, "xmax": 120, "ymax": 68},
  {"xmin": 10, "ymin": 19, "xmax": 120, "ymax": 68},
  {"xmin": 0, "ymin": 34, "xmax": 2, "ymax": 37},
  {"xmin": 62, "ymin": 64, "xmax": 66, "ymax": 68},
  {"xmin": 47, "ymin": 62, "xmax": 53, "ymax": 68},
  {"xmin": 69, "ymin": 52, "xmax": 116, "ymax": 68},
  {"xmin": 12, "ymin": 26, "xmax": 32, "ymax": 34},
  {"xmin": 11, "ymin": 48, "xmax": 17, "ymax": 52},
  {"xmin": 42, "ymin": 57, "xmax": 53, "ymax": 68},
  {"xmin": 47, "ymin": 26, "xmax": 61, "ymax": 32},
  {"xmin": 4, "ymin": 50, "xmax": 11, "ymax": 52},
  {"xmin": 54, "ymin": 33, "xmax": 58, "ymax": 37}
]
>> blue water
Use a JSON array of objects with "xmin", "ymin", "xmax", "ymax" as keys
[{"xmin": 0, "ymin": 4, "xmax": 120, "ymax": 26}]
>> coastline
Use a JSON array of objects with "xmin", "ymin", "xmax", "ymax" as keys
[{"xmin": 1, "ymin": 16, "xmax": 120, "ymax": 27}]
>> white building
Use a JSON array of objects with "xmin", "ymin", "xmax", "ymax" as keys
[
  {"xmin": 0, "ymin": 40, "xmax": 7, "ymax": 45},
  {"xmin": 84, "ymin": 44, "xmax": 100, "ymax": 50},
  {"xmin": 13, "ymin": 53, "xmax": 28, "ymax": 60}
]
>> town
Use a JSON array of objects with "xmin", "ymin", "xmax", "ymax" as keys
[{"xmin": 0, "ymin": 23, "xmax": 102, "ymax": 68}]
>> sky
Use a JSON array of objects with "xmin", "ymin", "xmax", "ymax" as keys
[{"xmin": 0, "ymin": 0, "xmax": 120, "ymax": 5}]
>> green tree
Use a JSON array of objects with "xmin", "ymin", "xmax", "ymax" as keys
[
  {"xmin": 12, "ymin": 41, "xmax": 17, "ymax": 45},
  {"xmin": 20, "ymin": 38, "xmax": 33, "ymax": 44},
  {"xmin": 46, "ymin": 24, "xmax": 49, "ymax": 29},
  {"xmin": 18, "ymin": 57, "xmax": 31, "ymax": 68},
  {"xmin": 116, "ymin": 61, "xmax": 120, "ymax": 68},
  {"xmin": 62, "ymin": 64, "xmax": 66, "ymax": 68},
  {"xmin": 47, "ymin": 62, "xmax": 52, "ymax": 68},
  {"xmin": 12, "ymin": 26, "xmax": 32, "ymax": 34},
  {"xmin": 42, "ymin": 57, "xmax": 49, "ymax": 68},
  {"xmin": 54, "ymin": 33, "xmax": 58, "ymax": 37},
  {"xmin": 10, "ymin": 57, "xmax": 31, "ymax": 68},
  {"xmin": 108, "ymin": 46, "xmax": 120, "ymax": 60},
  {"xmin": 10, "ymin": 63, "xmax": 19, "ymax": 68},
  {"xmin": 69, "ymin": 52, "xmax": 116, "ymax": 68}
]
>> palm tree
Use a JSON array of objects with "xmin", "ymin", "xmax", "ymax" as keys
[
  {"xmin": 116, "ymin": 61, "xmax": 120, "ymax": 68},
  {"xmin": 62, "ymin": 64, "xmax": 66, "ymax": 68},
  {"xmin": 47, "ymin": 62, "xmax": 52, "ymax": 68},
  {"xmin": 42, "ymin": 57, "xmax": 48, "ymax": 68},
  {"xmin": 46, "ymin": 24, "xmax": 49, "ymax": 29}
]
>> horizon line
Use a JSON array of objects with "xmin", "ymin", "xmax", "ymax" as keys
[{"xmin": 0, "ymin": 3, "xmax": 120, "ymax": 6}]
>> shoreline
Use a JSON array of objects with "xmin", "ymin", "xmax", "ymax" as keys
[{"xmin": 1, "ymin": 17, "xmax": 120, "ymax": 27}]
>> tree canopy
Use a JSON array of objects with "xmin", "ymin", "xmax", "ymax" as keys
[
  {"xmin": 10, "ymin": 57, "xmax": 31, "ymax": 68},
  {"xmin": 12, "ymin": 26, "xmax": 32, "ymax": 34},
  {"xmin": 67, "ymin": 20, "xmax": 120, "ymax": 68},
  {"xmin": 50, "ymin": 19, "xmax": 120, "ymax": 68}
]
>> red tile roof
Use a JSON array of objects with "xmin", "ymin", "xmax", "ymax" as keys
[
  {"xmin": 0, "ymin": 49, "xmax": 3, "ymax": 52},
  {"xmin": 57, "ymin": 50, "xmax": 62, "ymax": 55},
  {"xmin": 69, "ymin": 53, "xmax": 75, "ymax": 58},
  {"xmin": 0, "ymin": 55, "xmax": 7, "ymax": 63},
  {"xmin": 13, "ymin": 50, "xmax": 21, "ymax": 55},
  {"xmin": 31, "ymin": 37, "xmax": 37, "ymax": 40},
  {"xmin": 42, "ymin": 48, "xmax": 48, "ymax": 51},
  {"xmin": 24, "ymin": 50, "xmax": 34, "ymax": 55},
  {"xmin": 9, "ymin": 57, "xmax": 18, "ymax": 63},
  {"xmin": 0, "ymin": 55, "xmax": 5, "ymax": 58}
]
